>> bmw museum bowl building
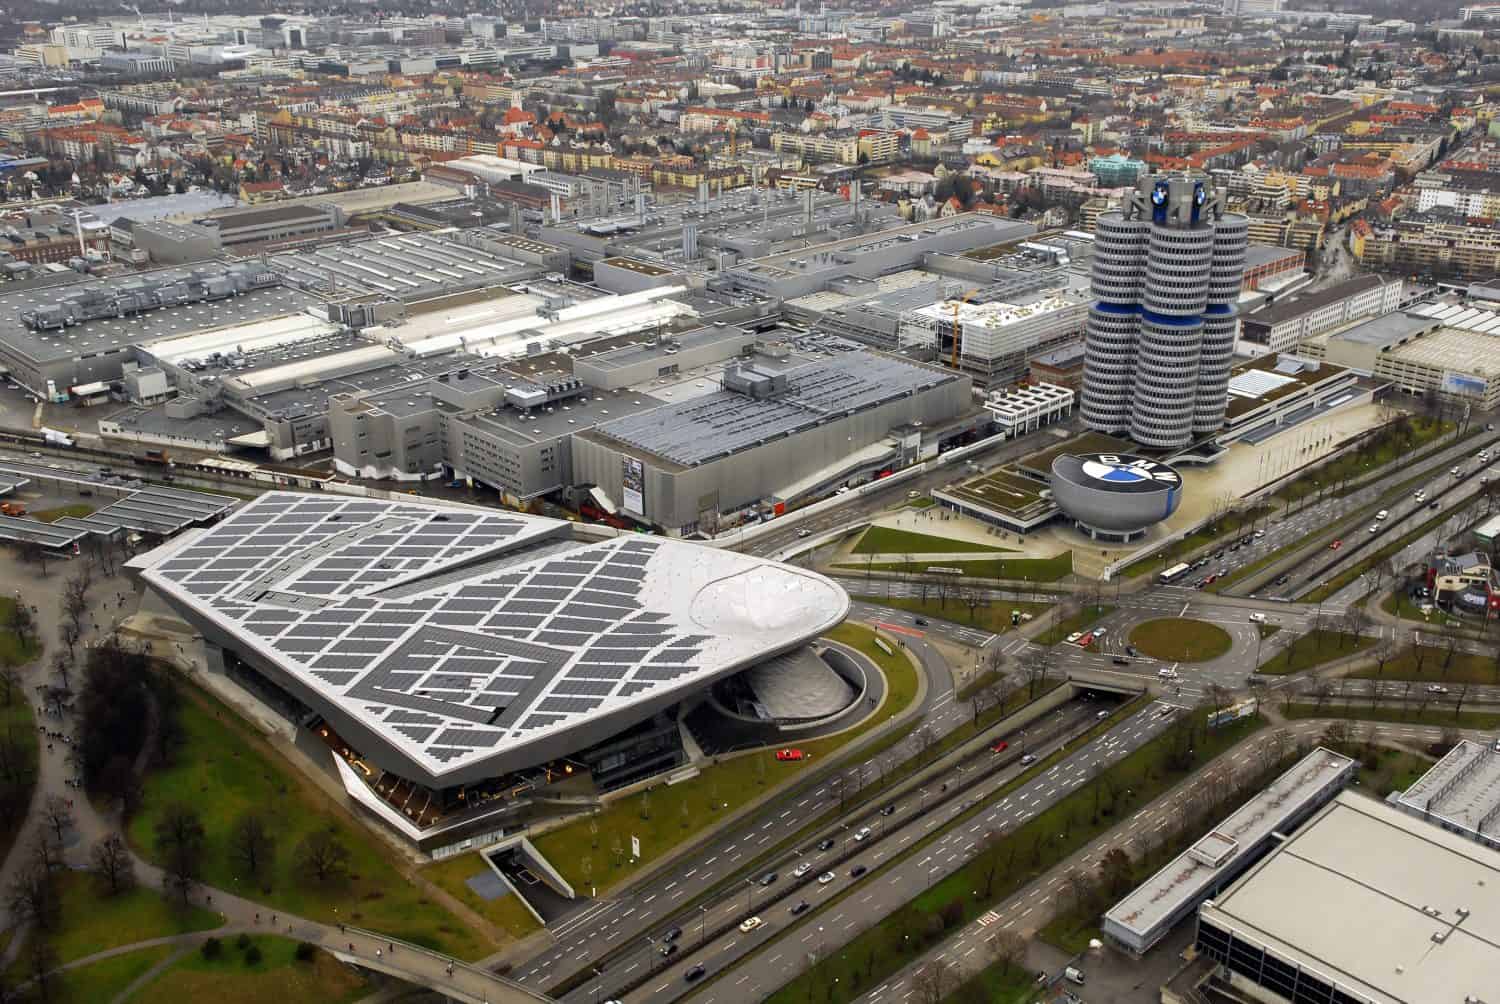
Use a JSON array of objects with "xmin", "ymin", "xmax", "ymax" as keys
[{"xmin": 1049, "ymin": 452, "xmax": 1183, "ymax": 541}]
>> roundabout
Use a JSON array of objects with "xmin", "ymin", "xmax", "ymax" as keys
[{"xmin": 1128, "ymin": 617, "xmax": 1233, "ymax": 663}]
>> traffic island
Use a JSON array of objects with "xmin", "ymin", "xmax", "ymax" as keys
[{"xmin": 1128, "ymin": 618, "xmax": 1232, "ymax": 663}]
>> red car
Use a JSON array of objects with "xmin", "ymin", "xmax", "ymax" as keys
[
  {"xmin": 775, "ymin": 748, "xmax": 805, "ymax": 762},
  {"xmin": 1077, "ymin": 633, "xmax": 1093, "ymax": 648},
  {"xmin": 991, "ymin": 740, "xmax": 1009, "ymax": 754},
  {"xmin": 1329, "ymin": 539, "xmax": 1342, "ymax": 550}
]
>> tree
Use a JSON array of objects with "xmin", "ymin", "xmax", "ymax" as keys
[
  {"xmin": 1098, "ymin": 846, "xmax": 1134, "ymax": 897},
  {"xmin": 7, "ymin": 859, "xmax": 57, "ymax": 933},
  {"xmin": 40, "ymin": 795, "xmax": 72, "ymax": 848},
  {"xmin": 27, "ymin": 940, "xmax": 58, "ymax": 1004},
  {"xmin": 90, "ymin": 833, "xmax": 135, "ymax": 896},
  {"xmin": 154, "ymin": 802, "xmax": 205, "ymax": 902},
  {"xmin": 296, "ymin": 830, "xmax": 351, "ymax": 884},
  {"xmin": 229, "ymin": 812, "xmax": 276, "ymax": 884},
  {"xmin": 911, "ymin": 958, "xmax": 958, "ymax": 1004},
  {"xmin": 987, "ymin": 928, "xmax": 1026, "ymax": 976}
]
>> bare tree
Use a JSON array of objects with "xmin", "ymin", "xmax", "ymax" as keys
[
  {"xmin": 296, "ymin": 830, "xmax": 351, "ymax": 884},
  {"xmin": 90, "ymin": 833, "xmax": 135, "ymax": 896},
  {"xmin": 987, "ymin": 928, "xmax": 1026, "ymax": 976},
  {"xmin": 154, "ymin": 802, "xmax": 205, "ymax": 903},
  {"xmin": 911, "ymin": 959, "xmax": 959, "ymax": 1004},
  {"xmin": 27, "ymin": 940, "xmax": 58, "ymax": 1004},
  {"xmin": 229, "ymin": 811, "xmax": 276, "ymax": 884},
  {"xmin": 0, "ymin": 666, "xmax": 17, "ymax": 706},
  {"xmin": 39, "ymin": 796, "xmax": 72, "ymax": 848},
  {"xmin": 6, "ymin": 859, "xmax": 57, "ymax": 932}
]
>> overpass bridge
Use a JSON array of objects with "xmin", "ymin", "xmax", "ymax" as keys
[{"xmin": 331, "ymin": 926, "xmax": 551, "ymax": 1004}]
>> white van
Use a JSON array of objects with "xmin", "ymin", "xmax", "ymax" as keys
[
  {"xmin": 1248, "ymin": 612, "xmax": 1267, "ymax": 624},
  {"xmin": 1376, "ymin": 510, "xmax": 1389, "ymax": 520},
  {"xmin": 1158, "ymin": 667, "xmax": 1179, "ymax": 680}
]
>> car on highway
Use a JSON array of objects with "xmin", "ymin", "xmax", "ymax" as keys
[
  {"xmin": 1212, "ymin": 550, "xmax": 1225, "ymax": 559},
  {"xmin": 880, "ymin": 803, "xmax": 897, "ymax": 816},
  {"xmin": 850, "ymin": 865, "xmax": 868, "ymax": 878},
  {"xmin": 1194, "ymin": 578, "xmax": 1208, "ymax": 589},
  {"xmin": 908, "ymin": 490, "xmax": 921, "ymax": 499},
  {"xmin": 796, "ymin": 529, "xmax": 812, "ymax": 538},
  {"xmin": 1158, "ymin": 668, "xmax": 1179, "ymax": 680},
  {"xmin": 739, "ymin": 916, "xmax": 765, "ymax": 933},
  {"xmin": 1431, "ymin": 500, "xmax": 1442, "ymax": 509},
  {"xmin": 790, "ymin": 900, "xmax": 811, "ymax": 915},
  {"xmin": 758, "ymin": 871, "xmax": 778, "ymax": 887},
  {"xmin": 1204, "ymin": 575, "xmax": 1217, "ymax": 586},
  {"xmin": 1427, "ymin": 684, "xmax": 1450, "ymax": 695},
  {"xmin": 1077, "ymin": 633, "xmax": 1094, "ymax": 647},
  {"xmin": 1369, "ymin": 524, "xmax": 1380, "ymax": 534},
  {"xmin": 1415, "ymin": 490, "xmax": 1426, "ymax": 502},
  {"xmin": 853, "ymin": 826, "xmax": 872, "ymax": 842},
  {"xmin": 1096, "ymin": 710, "xmax": 1110, "ymax": 719},
  {"xmin": 1112, "ymin": 656, "xmax": 1130, "ymax": 666},
  {"xmin": 1193, "ymin": 558, "xmax": 1209, "ymax": 569},
  {"xmin": 816, "ymin": 838, "xmax": 835, "ymax": 852},
  {"xmin": 659, "ymin": 942, "xmax": 678, "ymax": 958},
  {"xmin": 1275, "ymin": 574, "xmax": 1291, "ymax": 585},
  {"xmin": 1452, "ymin": 467, "xmax": 1461, "ymax": 476},
  {"xmin": 1065, "ymin": 632, "xmax": 1083, "ymax": 644},
  {"xmin": 1094, "ymin": 627, "xmax": 1107, "ymax": 637},
  {"xmin": 775, "ymin": 748, "xmax": 804, "ymax": 761},
  {"xmin": 663, "ymin": 927, "xmax": 682, "ymax": 942},
  {"xmin": 913, "ymin": 617, "xmax": 928, "ymax": 626},
  {"xmin": 1329, "ymin": 539, "xmax": 1342, "ymax": 550},
  {"xmin": 1230, "ymin": 542, "xmax": 1241, "ymax": 552},
  {"xmin": 793, "ymin": 862, "xmax": 813, "ymax": 878},
  {"xmin": 685, "ymin": 965, "xmax": 706, "ymax": 982},
  {"xmin": 817, "ymin": 871, "xmax": 836, "ymax": 885},
  {"xmin": 991, "ymin": 740, "xmax": 1009, "ymax": 753},
  {"xmin": 1376, "ymin": 510, "xmax": 1389, "ymax": 520},
  {"xmin": 1249, "ymin": 613, "xmax": 1267, "ymax": 624},
  {"xmin": 1020, "ymin": 753, "xmax": 1037, "ymax": 765}
]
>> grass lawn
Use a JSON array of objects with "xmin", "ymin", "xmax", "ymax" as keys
[
  {"xmin": 418, "ymin": 855, "xmax": 542, "ymax": 940},
  {"xmin": 45, "ymin": 870, "xmax": 221, "ymax": 966},
  {"xmin": 946, "ymin": 964, "xmax": 1035, "ymax": 1003},
  {"xmin": 764, "ymin": 714, "xmax": 1265, "ymax": 1004},
  {"xmin": 1274, "ymin": 417, "xmax": 1454, "ymax": 505},
  {"xmin": 1379, "ymin": 591, "xmax": 1491, "ymax": 636},
  {"xmin": 29, "ymin": 503, "xmax": 95, "ymax": 523},
  {"xmin": 0, "ymin": 597, "xmax": 40, "ymax": 666},
  {"xmin": 851, "ymin": 525, "xmax": 1011, "ymax": 556},
  {"xmin": 132, "ymin": 936, "xmax": 368, "ymax": 1004},
  {"xmin": 1347, "ymin": 645, "xmax": 1500, "ymax": 686},
  {"xmin": 0, "ymin": 696, "xmax": 35, "ymax": 864},
  {"xmin": 531, "ymin": 622, "xmax": 921, "ymax": 891},
  {"xmin": 1280, "ymin": 702, "xmax": 1500, "ymax": 729},
  {"xmin": 1037, "ymin": 604, "xmax": 1114, "ymax": 646},
  {"xmin": 834, "ymin": 551, "xmax": 1073, "ymax": 583},
  {"xmin": 1128, "ymin": 618, "xmax": 1232, "ymax": 663},
  {"xmin": 57, "ymin": 945, "xmax": 176, "ymax": 1003},
  {"xmin": 1256, "ymin": 629, "xmax": 1374, "ymax": 675},
  {"xmin": 1351, "ymin": 748, "xmax": 1436, "ymax": 799},
  {"xmin": 128, "ymin": 686, "xmax": 489, "ymax": 960},
  {"xmin": 851, "ymin": 595, "xmax": 1052, "ymax": 634}
]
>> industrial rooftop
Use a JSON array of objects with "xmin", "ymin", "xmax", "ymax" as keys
[
  {"xmin": 1200, "ymin": 792, "xmax": 1500, "ymax": 1004},
  {"xmin": 269, "ymin": 231, "xmax": 554, "ymax": 300},
  {"xmin": 591, "ymin": 350, "xmax": 955, "ymax": 468},
  {"xmin": 1391, "ymin": 739, "xmax": 1500, "ymax": 847},
  {"xmin": 133, "ymin": 492, "xmax": 848, "ymax": 785}
]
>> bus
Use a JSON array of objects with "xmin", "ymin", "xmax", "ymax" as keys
[{"xmin": 1158, "ymin": 562, "xmax": 1192, "ymax": 585}]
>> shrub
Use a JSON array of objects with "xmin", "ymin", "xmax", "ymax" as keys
[
  {"xmin": 200, "ymin": 937, "xmax": 222, "ymax": 960},
  {"xmin": 236, "ymin": 932, "xmax": 251, "ymax": 951},
  {"xmin": 294, "ymin": 941, "xmax": 316, "ymax": 963},
  {"xmin": 244, "ymin": 944, "xmax": 262, "ymax": 966}
]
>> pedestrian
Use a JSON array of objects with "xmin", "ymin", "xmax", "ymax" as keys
[
  {"xmin": 254, "ymin": 912, "xmax": 259, "ymax": 923},
  {"xmin": 349, "ymin": 943, "xmax": 355, "ymax": 953},
  {"xmin": 271, "ymin": 914, "xmax": 276, "ymax": 925},
  {"xmin": 376, "ymin": 949, "xmax": 382, "ymax": 959},
  {"xmin": 388, "ymin": 942, "xmax": 393, "ymax": 953}
]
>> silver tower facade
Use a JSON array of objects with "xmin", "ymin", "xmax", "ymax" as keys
[{"xmin": 1080, "ymin": 175, "xmax": 1248, "ymax": 449}]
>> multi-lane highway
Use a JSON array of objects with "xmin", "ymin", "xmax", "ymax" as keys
[{"xmin": 620, "ymin": 701, "xmax": 1182, "ymax": 1003}]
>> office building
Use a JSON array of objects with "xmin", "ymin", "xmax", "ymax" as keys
[
  {"xmin": 1081, "ymin": 175, "xmax": 1249, "ymax": 449},
  {"xmin": 1240, "ymin": 275, "xmax": 1403, "ymax": 353}
]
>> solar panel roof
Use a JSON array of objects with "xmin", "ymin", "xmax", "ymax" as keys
[{"xmin": 136, "ymin": 492, "xmax": 847, "ymax": 783}]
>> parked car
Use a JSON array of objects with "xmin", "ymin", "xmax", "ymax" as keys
[{"xmin": 775, "ymin": 748, "xmax": 804, "ymax": 761}]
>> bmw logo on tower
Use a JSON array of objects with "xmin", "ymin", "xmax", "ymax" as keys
[{"xmin": 1048, "ymin": 452, "xmax": 1183, "ymax": 542}]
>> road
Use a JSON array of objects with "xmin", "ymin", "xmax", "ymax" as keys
[
  {"xmin": 616, "ymin": 701, "xmax": 1183, "ymax": 1003},
  {"xmin": 507, "ymin": 632, "xmax": 963, "ymax": 993}
]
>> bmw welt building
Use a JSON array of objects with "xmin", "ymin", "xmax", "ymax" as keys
[
  {"xmin": 1049, "ymin": 452, "xmax": 1183, "ymax": 541},
  {"xmin": 131, "ymin": 491, "xmax": 849, "ymax": 849}
]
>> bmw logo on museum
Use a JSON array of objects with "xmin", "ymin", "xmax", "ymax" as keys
[{"xmin": 1048, "ymin": 453, "xmax": 1182, "ymax": 541}]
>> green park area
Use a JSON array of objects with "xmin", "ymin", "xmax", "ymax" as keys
[
  {"xmin": 0, "ymin": 596, "xmax": 41, "ymax": 667},
  {"xmin": 835, "ymin": 551, "xmax": 1073, "ymax": 583},
  {"xmin": 0, "ymin": 691, "xmax": 36, "ymax": 865},
  {"xmin": 1129, "ymin": 618, "xmax": 1232, "ymax": 662},
  {"xmin": 52, "ymin": 945, "xmax": 177, "ymax": 1003},
  {"xmin": 764, "ymin": 711, "xmax": 1264, "ymax": 1004},
  {"xmin": 129, "ymin": 687, "xmax": 490, "ymax": 960},
  {"xmin": 1348, "ymin": 644, "xmax": 1500, "ymax": 686},
  {"xmin": 1257, "ymin": 629, "xmax": 1374, "ymax": 674},
  {"xmin": 530, "ymin": 622, "xmax": 920, "ymax": 891},
  {"xmin": 1274, "ymin": 416, "xmax": 1456, "ymax": 505},
  {"xmin": 130, "ymin": 936, "xmax": 369, "ymax": 1004},
  {"xmin": 852, "ymin": 595, "xmax": 1052, "ymax": 633},
  {"xmin": 850, "ymin": 525, "xmax": 1011, "ymax": 556},
  {"xmin": 419, "ymin": 855, "xmax": 542, "ymax": 940},
  {"xmin": 36, "ymin": 871, "xmax": 220, "ymax": 969}
]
